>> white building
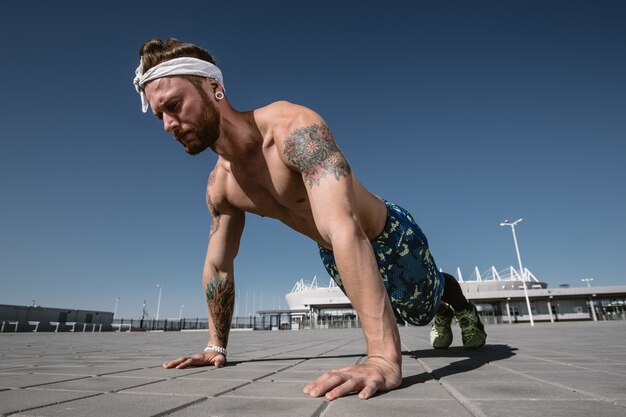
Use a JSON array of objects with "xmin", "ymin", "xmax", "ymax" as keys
[{"xmin": 282, "ymin": 267, "xmax": 626, "ymax": 327}]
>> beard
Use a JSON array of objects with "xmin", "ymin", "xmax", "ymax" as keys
[{"xmin": 181, "ymin": 90, "xmax": 221, "ymax": 155}]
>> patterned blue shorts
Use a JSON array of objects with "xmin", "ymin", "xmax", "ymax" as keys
[{"xmin": 319, "ymin": 200, "xmax": 444, "ymax": 326}]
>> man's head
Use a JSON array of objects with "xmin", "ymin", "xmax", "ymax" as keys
[
  {"xmin": 134, "ymin": 38, "xmax": 224, "ymax": 154},
  {"xmin": 139, "ymin": 38, "xmax": 216, "ymax": 75}
]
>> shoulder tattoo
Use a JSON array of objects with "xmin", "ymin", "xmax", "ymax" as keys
[{"xmin": 283, "ymin": 123, "xmax": 351, "ymax": 188}]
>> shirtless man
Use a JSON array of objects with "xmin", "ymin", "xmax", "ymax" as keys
[{"xmin": 133, "ymin": 38, "xmax": 486, "ymax": 401}]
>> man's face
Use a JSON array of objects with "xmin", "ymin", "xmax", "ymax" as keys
[{"xmin": 145, "ymin": 77, "xmax": 220, "ymax": 155}]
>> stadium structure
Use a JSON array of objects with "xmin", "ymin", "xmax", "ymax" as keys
[{"xmin": 278, "ymin": 266, "xmax": 626, "ymax": 328}]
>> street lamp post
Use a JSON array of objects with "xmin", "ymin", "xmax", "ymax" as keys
[
  {"xmin": 581, "ymin": 278, "xmax": 598, "ymax": 321},
  {"xmin": 179, "ymin": 304, "xmax": 184, "ymax": 320},
  {"xmin": 500, "ymin": 219, "xmax": 534, "ymax": 327},
  {"xmin": 156, "ymin": 284, "xmax": 163, "ymax": 321},
  {"xmin": 113, "ymin": 297, "xmax": 120, "ymax": 319}
]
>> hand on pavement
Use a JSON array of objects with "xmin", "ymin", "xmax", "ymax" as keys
[
  {"xmin": 303, "ymin": 356, "xmax": 402, "ymax": 400},
  {"xmin": 162, "ymin": 350, "xmax": 226, "ymax": 369}
]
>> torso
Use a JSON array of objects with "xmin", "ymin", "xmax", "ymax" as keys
[{"xmin": 207, "ymin": 101, "xmax": 387, "ymax": 249}]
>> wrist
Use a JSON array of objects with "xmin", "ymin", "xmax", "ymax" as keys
[
  {"xmin": 367, "ymin": 351, "xmax": 402, "ymax": 367},
  {"xmin": 204, "ymin": 344, "xmax": 227, "ymax": 356},
  {"xmin": 366, "ymin": 340, "xmax": 402, "ymax": 366}
]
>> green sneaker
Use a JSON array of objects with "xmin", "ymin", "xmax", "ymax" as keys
[
  {"xmin": 430, "ymin": 304, "xmax": 454, "ymax": 349},
  {"xmin": 455, "ymin": 304, "xmax": 487, "ymax": 349}
]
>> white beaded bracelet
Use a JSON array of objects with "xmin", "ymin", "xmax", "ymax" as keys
[{"xmin": 204, "ymin": 345, "xmax": 227, "ymax": 356}]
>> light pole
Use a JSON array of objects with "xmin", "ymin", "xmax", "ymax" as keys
[
  {"xmin": 156, "ymin": 284, "xmax": 163, "ymax": 321},
  {"xmin": 500, "ymin": 218, "xmax": 534, "ymax": 326},
  {"xmin": 113, "ymin": 297, "xmax": 120, "ymax": 319},
  {"xmin": 581, "ymin": 278, "xmax": 598, "ymax": 321},
  {"xmin": 179, "ymin": 304, "xmax": 184, "ymax": 320}
]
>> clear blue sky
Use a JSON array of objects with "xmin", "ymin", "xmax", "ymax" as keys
[{"xmin": 1, "ymin": 1, "xmax": 625, "ymax": 320}]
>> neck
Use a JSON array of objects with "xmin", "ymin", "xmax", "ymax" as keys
[{"xmin": 210, "ymin": 105, "xmax": 262, "ymax": 162}]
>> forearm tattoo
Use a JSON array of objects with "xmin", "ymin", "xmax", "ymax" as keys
[
  {"xmin": 283, "ymin": 123, "xmax": 351, "ymax": 188},
  {"xmin": 205, "ymin": 278, "xmax": 235, "ymax": 346}
]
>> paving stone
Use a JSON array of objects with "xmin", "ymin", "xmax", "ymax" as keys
[
  {"xmin": 102, "ymin": 366, "xmax": 207, "ymax": 378},
  {"xmin": 517, "ymin": 370, "xmax": 626, "ymax": 399},
  {"xmin": 322, "ymin": 398, "xmax": 474, "ymax": 417},
  {"xmin": 493, "ymin": 361, "xmax": 593, "ymax": 372},
  {"xmin": 473, "ymin": 399, "xmax": 626, "ymax": 417},
  {"xmin": 226, "ymin": 359, "xmax": 302, "ymax": 371},
  {"xmin": 179, "ymin": 368, "xmax": 274, "ymax": 381},
  {"xmin": 288, "ymin": 357, "xmax": 362, "ymax": 372},
  {"xmin": 221, "ymin": 380, "xmax": 324, "ymax": 400},
  {"xmin": 376, "ymin": 378, "xmax": 451, "ymax": 400},
  {"xmin": 31, "ymin": 376, "xmax": 165, "ymax": 392},
  {"xmin": 11, "ymin": 392, "xmax": 205, "ymax": 417},
  {"xmin": 259, "ymin": 370, "xmax": 324, "ymax": 382},
  {"xmin": 575, "ymin": 364, "xmax": 626, "ymax": 375},
  {"xmin": 0, "ymin": 366, "xmax": 32, "ymax": 373},
  {"xmin": 0, "ymin": 373, "xmax": 90, "ymax": 389},
  {"xmin": 166, "ymin": 397, "xmax": 325, "ymax": 417},
  {"xmin": 440, "ymin": 372, "xmax": 584, "ymax": 400},
  {"xmin": 121, "ymin": 377, "xmax": 247, "ymax": 396},
  {"xmin": 0, "ymin": 389, "xmax": 100, "ymax": 416}
]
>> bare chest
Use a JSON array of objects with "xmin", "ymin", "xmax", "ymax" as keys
[{"xmin": 225, "ymin": 149, "xmax": 313, "ymax": 222}]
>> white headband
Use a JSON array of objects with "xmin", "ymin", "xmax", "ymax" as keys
[{"xmin": 133, "ymin": 57, "xmax": 225, "ymax": 113}]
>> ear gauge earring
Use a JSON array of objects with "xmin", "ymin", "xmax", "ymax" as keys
[{"xmin": 215, "ymin": 91, "xmax": 224, "ymax": 100}]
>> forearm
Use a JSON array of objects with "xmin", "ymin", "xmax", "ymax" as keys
[
  {"xmin": 330, "ymin": 229, "xmax": 401, "ymax": 365},
  {"xmin": 204, "ymin": 274, "xmax": 235, "ymax": 348}
]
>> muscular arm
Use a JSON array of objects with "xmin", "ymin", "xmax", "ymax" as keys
[
  {"xmin": 163, "ymin": 170, "xmax": 244, "ymax": 369},
  {"xmin": 282, "ymin": 122, "xmax": 402, "ymax": 399},
  {"xmin": 203, "ymin": 203, "xmax": 242, "ymax": 351},
  {"xmin": 202, "ymin": 174, "xmax": 242, "ymax": 348}
]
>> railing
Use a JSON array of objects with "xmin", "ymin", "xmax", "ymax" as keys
[
  {"xmin": 3, "ymin": 309, "xmax": 624, "ymax": 333},
  {"xmin": 0, "ymin": 321, "xmax": 104, "ymax": 333},
  {"xmin": 111, "ymin": 318, "xmax": 206, "ymax": 332},
  {"xmin": 111, "ymin": 316, "xmax": 362, "ymax": 331}
]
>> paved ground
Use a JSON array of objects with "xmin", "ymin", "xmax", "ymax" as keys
[{"xmin": 1, "ymin": 321, "xmax": 625, "ymax": 417}]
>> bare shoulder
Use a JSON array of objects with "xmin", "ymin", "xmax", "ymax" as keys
[
  {"xmin": 258, "ymin": 100, "xmax": 319, "ymax": 119},
  {"xmin": 256, "ymin": 101, "xmax": 338, "ymax": 169},
  {"xmin": 257, "ymin": 101, "xmax": 327, "ymax": 140}
]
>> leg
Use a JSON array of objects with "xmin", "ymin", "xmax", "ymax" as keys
[
  {"xmin": 440, "ymin": 272, "xmax": 470, "ymax": 311},
  {"xmin": 430, "ymin": 299, "xmax": 454, "ymax": 349},
  {"xmin": 431, "ymin": 273, "xmax": 487, "ymax": 349},
  {"xmin": 430, "ymin": 272, "xmax": 467, "ymax": 349}
]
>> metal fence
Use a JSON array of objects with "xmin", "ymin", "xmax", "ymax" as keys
[
  {"xmin": 111, "ymin": 317, "xmax": 208, "ymax": 332},
  {"xmin": 117, "ymin": 311, "xmax": 626, "ymax": 332},
  {"xmin": 110, "ymin": 315, "xmax": 363, "ymax": 332},
  {"xmin": 5, "ymin": 309, "xmax": 623, "ymax": 333}
]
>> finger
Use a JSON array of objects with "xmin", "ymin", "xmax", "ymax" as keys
[
  {"xmin": 304, "ymin": 375, "xmax": 328, "ymax": 394},
  {"xmin": 175, "ymin": 357, "xmax": 195, "ymax": 369},
  {"xmin": 303, "ymin": 382, "xmax": 314, "ymax": 395},
  {"xmin": 303, "ymin": 371, "xmax": 334, "ymax": 395},
  {"xmin": 304, "ymin": 372, "xmax": 332, "ymax": 394},
  {"xmin": 326, "ymin": 377, "xmax": 362, "ymax": 401},
  {"xmin": 358, "ymin": 380, "xmax": 381, "ymax": 400},
  {"xmin": 306, "ymin": 372, "xmax": 346, "ymax": 398},
  {"xmin": 310, "ymin": 368, "xmax": 344, "ymax": 385},
  {"xmin": 163, "ymin": 357, "xmax": 187, "ymax": 368}
]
